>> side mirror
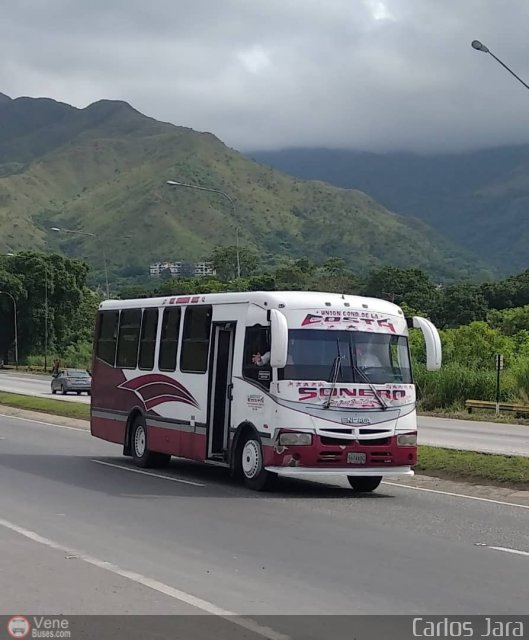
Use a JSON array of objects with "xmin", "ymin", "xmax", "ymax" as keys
[
  {"xmin": 412, "ymin": 316, "xmax": 442, "ymax": 371},
  {"xmin": 269, "ymin": 309, "xmax": 288, "ymax": 368}
]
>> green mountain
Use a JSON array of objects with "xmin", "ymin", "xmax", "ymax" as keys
[
  {"xmin": 250, "ymin": 146, "xmax": 529, "ymax": 276},
  {"xmin": 0, "ymin": 94, "xmax": 490, "ymax": 283}
]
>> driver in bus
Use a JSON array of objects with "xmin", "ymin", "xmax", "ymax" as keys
[{"xmin": 356, "ymin": 341, "xmax": 383, "ymax": 368}]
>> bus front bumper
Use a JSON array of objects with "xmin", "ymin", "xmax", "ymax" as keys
[{"xmin": 264, "ymin": 466, "xmax": 414, "ymax": 477}]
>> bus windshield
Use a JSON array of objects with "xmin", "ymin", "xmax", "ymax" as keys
[{"xmin": 278, "ymin": 329, "xmax": 412, "ymax": 384}]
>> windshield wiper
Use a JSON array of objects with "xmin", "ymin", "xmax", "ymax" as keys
[
  {"xmin": 324, "ymin": 340, "xmax": 343, "ymax": 409},
  {"xmin": 348, "ymin": 341, "xmax": 388, "ymax": 411}
]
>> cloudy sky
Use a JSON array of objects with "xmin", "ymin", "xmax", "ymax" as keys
[{"xmin": 2, "ymin": 0, "xmax": 529, "ymax": 152}]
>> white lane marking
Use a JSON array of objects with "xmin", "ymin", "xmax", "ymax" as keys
[
  {"xmin": 488, "ymin": 545, "xmax": 529, "ymax": 558},
  {"xmin": 383, "ymin": 481, "xmax": 529, "ymax": 510},
  {"xmin": 3, "ymin": 412, "xmax": 527, "ymax": 509},
  {"xmin": 0, "ymin": 517, "xmax": 288, "ymax": 640},
  {"xmin": 92, "ymin": 459, "xmax": 206, "ymax": 487},
  {"xmin": 0, "ymin": 412, "xmax": 88, "ymax": 432}
]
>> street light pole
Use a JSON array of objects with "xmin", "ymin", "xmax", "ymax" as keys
[
  {"xmin": 44, "ymin": 262, "xmax": 48, "ymax": 372},
  {"xmin": 166, "ymin": 180, "xmax": 241, "ymax": 279},
  {"xmin": 0, "ymin": 290, "xmax": 18, "ymax": 369},
  {"xmin": 471, "ymin": 40, "xmax": 529, "ymax": 91},
  {"xmin": 102, "ymin": 247, "xmax": 109, "ymax": 300},
  {"xmin": 236, "ymin": 227, "xmax": 241, "ymax": 280},
  {"xmin": 51, "ymin": 227, "xmax": 112, "ymax": 298}
]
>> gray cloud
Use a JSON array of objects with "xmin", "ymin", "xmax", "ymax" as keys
[{"xmin": 2, "ymin": 0, "xmax": 529, "ymax": 152}]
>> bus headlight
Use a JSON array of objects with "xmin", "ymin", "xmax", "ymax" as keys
[
  {"xmin": 278, "ymin": 432, "xmax": 313, "ymax": 446},
  {"xmin": 397, "ymin": 433, "xmax": 417, "ymax": 446}
]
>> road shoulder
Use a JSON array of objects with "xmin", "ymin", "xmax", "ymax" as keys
[
  {"xmin": 387, "ymin": 474, "xmax": 529, "ymax": 507},
  {"xmin": 0, "ymin": 405, "xmax": 89, "ymax": 430}
]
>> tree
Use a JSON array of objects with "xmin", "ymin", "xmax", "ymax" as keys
[
  {"xmin": 247, "ymin": 274, "xmax": 276, "ymax": 291},
  {"xmin": 433, "ymin": 283, "xmax": 488, "ymax": 328},
  {"xmin": 487, "ymin": 305, "xmax": 529, "ymax": 336},
  {"xmin": 0, "ymin": 268, "xmax": 25, "ymax": 364},
  {"xmin": 0, "ymin": 252, "xmax": 88, "ymax": 359},
  {"xmin": 312, "ymin": 257, "xmax": 361, "ymax": 294},
  {"xmin": 480, "ymin": 280, "xmax": 517, "ymax": 310},
  {"xmin": 210, "ymin": 246, "xmax": 259, "ymax": 281},
  {"xmin": 117, "ymin": 283, "xmax": 156, "ymax": 300},
  {"xmin": 439, "ymin": 322, "xmax": 513, "ymax": 369},
  {"xmin": 274, "ymin": 258, "xmax": 316, "ymax": 290},
  {"xmin": 320, "ymin": 257, "xmax": 348, "ymax": 277},
  {"xmin": 362, "ymin": 266, "xmax": 439, "ymax": 315}
]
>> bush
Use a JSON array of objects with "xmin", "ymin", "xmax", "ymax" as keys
[
  {"xmin": 25, "ymin": 340, "xmax": 92, "ymax": 370},
  {"xmin": 60, "ymin": 340, "xmax": 93, "ymax": 369},
  {"xmin": 414, "ymin": 362, "xmax": 517, "ymax": 411},
  {"xmin": 439, "ymin": 322, "xmax": 515, "ymax": 369},
  {"xmin": 25, "ymin": 354, "xmax": 61, "ymax": 370},
  {"xmin": 510, "ymin": 358, "xmax": 529, "ymax": 402}
]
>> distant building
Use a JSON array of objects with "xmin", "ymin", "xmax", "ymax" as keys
[{"xmin": 149, "ymin": 261, "xmax": 216, "ymax": 278}]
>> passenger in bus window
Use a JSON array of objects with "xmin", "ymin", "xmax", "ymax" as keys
[
  {"xmin": 252, "ymin": 339, "xmax": 296, "ymax": 367},
  {"xmin": 252, "ymin": 351, "xmax": 270, "ymax": 366}
]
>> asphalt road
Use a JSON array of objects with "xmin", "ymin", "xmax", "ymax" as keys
[
  {"xmin": 0, "ymin": 371, "xmax": 90, "ymax": 403},
  {"xmin": 0, "ymin": 413, "xmax": 528, "ymax": 633},
  {"xmin": 417, "ymin": 415, "xmax": 529, "ymax": 457},
  {"xmin": 1, "ymin": 371, "xmax": 529, "ymax": 456}
]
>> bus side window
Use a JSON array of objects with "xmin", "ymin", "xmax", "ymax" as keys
[
  {"xmin": 159, "ymin": 307, "xmax": 181, "ymax": 372},
  {"xmin": 243, "ymin": 326, "xmax": 271, "ymax": 389},
  {"xmin": 180, "ymin": 306, "xmax": 212, "ymax": 374},
  {"xmin": 138, "ymin": 308, "xmax": 159, "ymax": 371},
  {"xmin": 116, "ymin": 309, "xmax": 142, "ymax": 369},
  {"xmin": 96, "ymin": 310, "xmax": 119, "ymax": 366}
]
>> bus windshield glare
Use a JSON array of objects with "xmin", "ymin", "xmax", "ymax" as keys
[{"xmin": 278, "ymin": 329, "xmax": 412, "ymax": 384}]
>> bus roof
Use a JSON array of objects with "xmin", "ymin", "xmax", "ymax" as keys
[{"xmin": 99, "ymin": 290, "xmax": 405, "ymax": 316}]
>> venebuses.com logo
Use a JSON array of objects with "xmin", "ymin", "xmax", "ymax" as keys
[
  {"xmin": 7, "ymin": 616, "xmax": 71, "ymax": 639},
  {"xmin": 7, "ymin": 617, "xmax": 30, "ymax": 639}
]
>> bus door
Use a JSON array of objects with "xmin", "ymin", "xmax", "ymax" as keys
[{"xmin": 207, "ymin": 322, "xmax": 236, "ymax": 459}]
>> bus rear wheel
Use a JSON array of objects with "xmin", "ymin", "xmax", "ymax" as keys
[
  {"xmin": 131, "ymin": 417, "xmax": 170, "ymax": 468},
  {"xmin": 239, "ymin": 435, "xmax": 276, "ymax": 491},
  {"xmin": 347, "ymin": 476, "xmax": 382, "ymax": 493}
]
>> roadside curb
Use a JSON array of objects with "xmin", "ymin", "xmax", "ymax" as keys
[{"xmin": 0, "ymin": 405, "xmax": 90, "ymax": 430}]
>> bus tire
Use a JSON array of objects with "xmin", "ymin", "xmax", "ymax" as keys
[
  {"xmin": 239, "ymin": 434, "xmax": 276, "ymax": 491},
  {"xmin": 347, "ymin": 476, "xmax": 382, "ymax": 492},
  {"xmin": 130, "ymin": 416, "xmax": 169, "ymax": 468}
]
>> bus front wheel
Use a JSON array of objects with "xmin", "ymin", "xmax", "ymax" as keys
[
  {"xmin": 239, "ymin": 435, "xmax": 276, "ymax": 491},
  {"xmin": 131, "ymin": 417, "xmax": 170, "ymax": 468},
  {"xmin": 347, "ymin": 476, "xmax": 382, "ymax": 492}
]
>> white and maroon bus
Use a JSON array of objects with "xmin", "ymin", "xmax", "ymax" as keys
[{"xmin": 90, "ymin": 291, "xmax": 441, "ymax": 491}]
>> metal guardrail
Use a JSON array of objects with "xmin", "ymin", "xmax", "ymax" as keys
[{"xmin": 465, "ymin": 399, "xmax": 529, "ymax": 416}]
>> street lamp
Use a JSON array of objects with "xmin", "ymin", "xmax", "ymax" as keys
[
  {"xmin": 51, "ymin": 227, "xmax": 117, "ymax": 299},
  {"xmin": 0, "ymin": 290, "xmax": 18, "ymax": 369},
  {"xmin": 166, "ymin": 180, "xmax": 241, "ymax": 279},
  {"xmin": 471, "ymin": 40, "xmax": 529, "ymax": 91}
]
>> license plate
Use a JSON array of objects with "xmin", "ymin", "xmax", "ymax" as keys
[{"xmin": 347, "ymin": 452, "xmax": 366, "ymax": 464}]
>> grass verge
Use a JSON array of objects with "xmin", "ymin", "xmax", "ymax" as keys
[
  {"xmin": 417, "ymin": 445, "xmax": 529, "ymax": 490},
  {"xmin": 419, "ymin": 408, "xmax": 529, "ymax": 426},
  {"xmin": 0, "ymin": 392, "xmax": 90, "ymax": 421}
]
